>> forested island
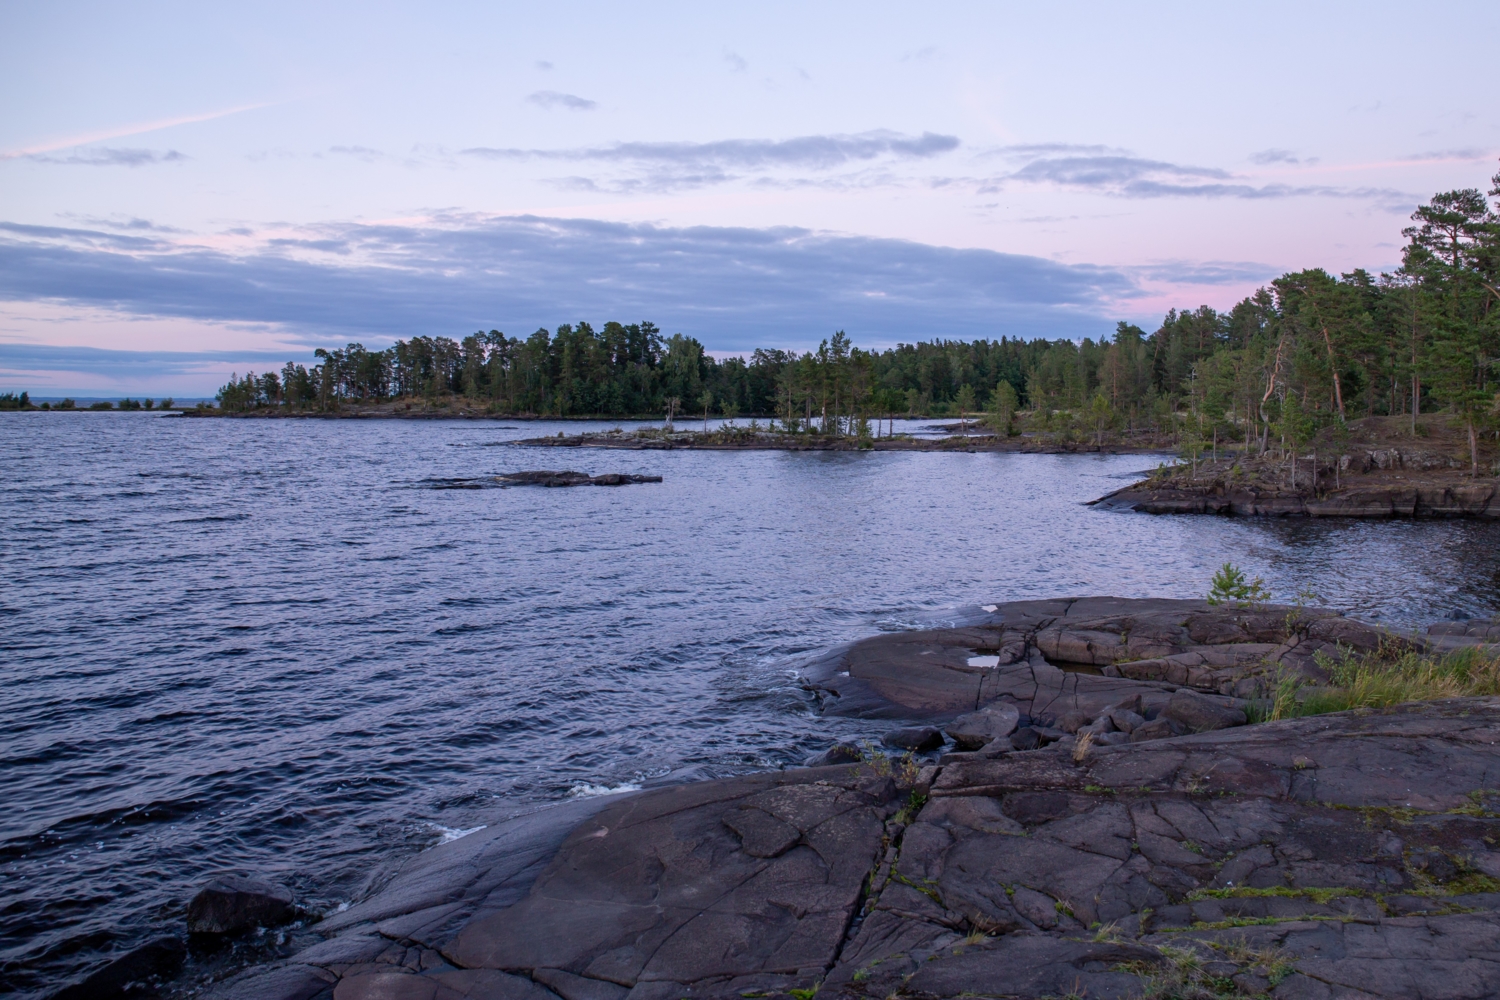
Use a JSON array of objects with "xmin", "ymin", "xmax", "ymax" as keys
[
  {"xmin": 192, "ymin": 166, "xmax": 1499, "ymax": 473},
  {"xmin": 14, "ymin": 169, "xmax": 1495, "ymax": 476}
]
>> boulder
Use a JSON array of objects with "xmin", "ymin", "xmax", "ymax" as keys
[
  {"xmin": 1107, "ymin": 707, "xmax": 1146, "ymax": 733},
  {"xmin": 1163, "ymin": 690, "xmax": 1247, "ymax": 732},
  {"xmin": 1057, "ymin": 709, "xmax": 1091, "ymax": 734},
  {"xmin": 806, "ymin": 742, "xmax": 863, "ymax": 767},
  {"xmin": 1078, "ymin": 715, "xmax": 1115, "ymax": 737},
  {"xmin": 1129, "ymin": 716, "xmax": 1184, "ymax": 742},
  {"xmin": 1008, "ymin": 727, "xmax": 1042, "ymax": 751},
  {"xmin": 977, "ymin": 736, "xmax": 1013, "ymax": 756},
  {"xmin": 881, "ymin": 726, "xmax": 944, "ymax": 751},
  {"xmin": 944, "ymin": 703, "xmax": 1020, "ymax": 750},
  {"xmin": 187, "ymin": 874, "xmax": 295, "ymax": 934}
]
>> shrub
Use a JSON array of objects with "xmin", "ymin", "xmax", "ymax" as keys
[{"xmin": 1206, "ymin": 563, "xmax": 1269, "ymax": 607}]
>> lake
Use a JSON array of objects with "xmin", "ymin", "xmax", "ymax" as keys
[{"xmin": 3, "ymin": 412, "xmax": 1497, "ymax": 996}]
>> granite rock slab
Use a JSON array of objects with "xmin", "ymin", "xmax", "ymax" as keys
[{"xmin": 210, "ymin": 698, "xmax": 1500, "ymax": 1000}]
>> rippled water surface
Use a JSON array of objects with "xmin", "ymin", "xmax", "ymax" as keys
[{"xmin": 4, "ymin": 412, "xmax": 1498, "ymax": 996}]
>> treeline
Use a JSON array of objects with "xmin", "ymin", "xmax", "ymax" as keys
[
  {"xmin": 218, "ymin": 165, "xmax": 1500, "ymax": 467},
  {"xmin": 0, "ymin": 394, "xmax": 174, "ymax": 411}
]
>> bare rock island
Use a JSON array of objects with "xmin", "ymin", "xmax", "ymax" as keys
[{"xmin": 206, "ymin": 600, "xmax": 1500, "ymax": 1000}]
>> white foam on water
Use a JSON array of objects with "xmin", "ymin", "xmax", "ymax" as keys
[
  {"xmin": 431, "ymin": 824, "xmax": 487, "ymax": 845},
  {"xmin": 981, "ymin": 604, "xmax": 998, "ymax": 613},
  {"xmin": 568, "ymin": 782, "xmax": 643, "ymax": 799},
  {"xmin": 967, "ymin": 655, "xmax": 1001, "ymax": 667}
]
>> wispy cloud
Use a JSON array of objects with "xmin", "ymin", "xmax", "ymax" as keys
[
  {"xmin": 985, "ymin": 147, "xmax": 1415, "ymax": 204},
  {"xmin": 462, "ymin": 130, "xmax": 960, "ymax": 191},
  {"xmin": 1008, "ymin": 154, "xmax": 1230, "ymax": 188},
  {"xmin": 1399, "ymin": 147, "xmax": 1492, "ymax": 164},
  {"xmin": 1127, "ymin": 260, "xmax": 1281, "ymax": 285},
  {"xmin": 526, "ymin": 90, "xmax": 597, "ymax": 111},
  {"xmin": 25, "ymin": 148, "xmax": 187, "ymax": 167},
  {"xmin": 328, "ymin": 145, "xmax": 385, "ymax": 161},
  {"xmin": 723, "ymin": 50, "xmax": 749, "ymax": 72},
  {"xmin": 0, "ymin": 101, "xmax": 274, "ymax": 160},
  {"xmin": 466, "ymin": 130, "xmax": 958, "ymax": 169},
  {"xmin": 0, "ymin": 214, "xmax": 1141, "ymax": 354},
  {"xmin": 1249, "ymin": 148, "xmax": 1312, "ymax": 166},
  {"xmin": 64, "ymin": 215, "xmax": 188, "ymax": 234}
]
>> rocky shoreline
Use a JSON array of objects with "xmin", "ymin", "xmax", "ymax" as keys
[
  {"xmin": 1091, "ymin": 417, "xmax": 1500, "ymax": 518},
  {"xmin": 1092, "ymin": 480, "xmax": 1500, "ymax": 518},
  {"xmin": 161, "ymin": 597, "xmax": 1500, "ymax": 1000}
]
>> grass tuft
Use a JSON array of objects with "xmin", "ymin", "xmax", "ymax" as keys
[
  {"xmin": 1186, "ymin": 885, "xmax": 1360, "ymax": 905},
  {"xmin": 1247, "ymin": 644, "xmax": 1500, "ymax": 723}
]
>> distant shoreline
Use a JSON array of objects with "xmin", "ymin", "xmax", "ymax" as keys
[{"xmin": 513, "ymin": 427, "xmax": 1174, "ymax": 455}]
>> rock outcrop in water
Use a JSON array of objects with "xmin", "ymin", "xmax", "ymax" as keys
[
  {"xmin": 186, "ymin": 874, "xmax": 295, "ymax": 934},
  {"xmin": 203, "ymin": 599, "xmax": 1500, "ymax": 1000},
  {"xmin": 1092, "ymin": 479, "xmax": 1500, "ymax": 518},
  {"xmin": 498, "ymin": 471, "xmax": 663, "ymax": 487}
]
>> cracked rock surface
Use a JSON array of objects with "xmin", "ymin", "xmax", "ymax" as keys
[
  {"xmin": 205, "ymin": 598, "xmax": 1500, "ymax": 1000},
  {"xmin": 208, "ymin": 700, "xmax": 1500, "ymax": 1000}
]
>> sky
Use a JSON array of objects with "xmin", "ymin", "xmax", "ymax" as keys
[{"xmin": 1, "ymin": 1, "xmax": 1497, "ymax": 395}]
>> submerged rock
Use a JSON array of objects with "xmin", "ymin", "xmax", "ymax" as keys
[
  {"xmin": 52, "ymin": 936, "xmax": 186, "ymax": 1000},
  {"xmin": 186, "ymin": 874, "xmax": 294, "ymax": 934},
  {"xmin": 495, "ymin": 470, "xmax": 662, "ymax": 487}
]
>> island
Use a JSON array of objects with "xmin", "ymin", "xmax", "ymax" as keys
[{"xmin": 1092, "ymin": 415, "xmax": 1500, "ymax": 518}]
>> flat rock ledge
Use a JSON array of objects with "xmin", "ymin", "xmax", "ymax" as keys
[
  {"xmin": 205, "ymin": 600, "xmax": 1500, "ymax": 1000},
  {"xmin": 206, "ymin": 700, "xmax": 1500, "ymax": 1000},
  {"xmin": 1091, "ymin": 481, "xmax": 1500, "ymax": 518},
  {"xmin": 799, "ymin": 596, "xmax": 1488, "ymax": 715}
]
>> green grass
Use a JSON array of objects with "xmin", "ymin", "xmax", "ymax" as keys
[
  {"xmin": 893, "ymin": 790, "xmax": 927, "ymax": 825},
  {"xmin": 1248, "ymin": 645, "xmax": 1500, "ymax": 722},
  {"xmin": 1186, "ymin": 885, "xmax": 1360, "ymax": 905}
]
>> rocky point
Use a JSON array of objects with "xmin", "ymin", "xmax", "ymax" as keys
[{"xmin": 200, "ymin": 599, "xmax": 1500, "ymax": 1000}]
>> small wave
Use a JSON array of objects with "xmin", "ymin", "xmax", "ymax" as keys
[
  {"xmin": 567, "ymin": 781, "xmax": 642, "ymax": 799},
  {"xmin": 430, "ymin": 823, "xmax": 487, "ymax": 845}
]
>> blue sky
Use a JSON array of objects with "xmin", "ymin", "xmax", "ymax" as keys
[{"xmin": 2, "ymin": 1, "xmax": 1497, "ymax": 394}]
